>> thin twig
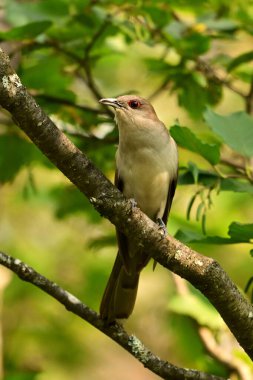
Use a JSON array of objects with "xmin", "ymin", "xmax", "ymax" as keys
[
  {"xmin": 0, "ymin": 48, "xmax": 253, "ymax": 359},
  {"xmin": 34, "ymin": 93, "xmax": 105, "ymax": 114},
  {"xmin": 148, "ymin": 77, "xmax": 172, "ymax": 101},
  {"xmin": 172, "ymin": 275, "xmax": 250, "ymax": 380},
  {"xmin": 57, "ymin": 124, "xmax": 117, "ymax": 145},
  {"xmin": 195, "ymin": 57, "xmax": 246, "ymax": 98},
  {"xmin": 17, "ymin": 39, "xmax": 114, "ymax": 118},
  {"xmin": 81, "ymin": 17, "xmax": 114, "ymax": 119},
  {"xmin": 245, "ymin": 76, "xmax": 253, "ymax": 115},
  {"xmin": 84, "ymin": 16, "xmax": 111, "ymax": 57},
  {"xmin": 220, "ymin": 156, "xmax": 245, "ymax": 172},
  {"xmin": 199, "ymin": 327, "xmax": 252, "ymax": 380},
  {"xmin": 0, "ymin": 251, "xmax": 226, "ymax": 380},
  {"xmin": 147, "ymin": 10, "xmax": 247, "ymax": 102}
]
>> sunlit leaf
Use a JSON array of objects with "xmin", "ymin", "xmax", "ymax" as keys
[
  {"xmin": 227, "ymin": 51, "xmax": 253, "ymax": 72},
  {"xmin": 143, "ymin": 5, "xmax": 171, "ymax": 28},
  {"xmin": 220, "ymin": 178, "xmax": 253, "ymax": 194},
  {"xmin": 0, "ymin": 21, "xmax": 52, "ymax": 40},
  {"xmin": 0, "ymin": 135, "xmax": 41, "ymax": 183},
  {"xmin": 204, "ymin": 18, "xmax": 238, "ymax": 32},
  {"xmin": 49, "ymin": 185, "xmax": 101, "ymax": 223},
  {"xmin": 168, "ymin": 292, "xmax": 224, "ymax": 329},
  {"xmin": 175, "ymin": 221, "xmax": 253, "ymax": 245},
  {"xmin": 174, "ymin": 229, "xmax": 235, "ymax": 244},
  {"xmin": 21, "ymin": 53, "xmax": 72, "ymax": 94},
  {"xmin": 204, "ymin": 109, "xmax": 253, "ymax": 157},
  {"xmin": 6, "ymin": 0, "xmax": 70, "ymax": 25},
  {"xmin": 170, "ymin": 125, "xmax": 220, "ymax": 165},
  {"xmin": 179, "ymin": 165, "xmax": 219, "ymax": 187},
  {"xmin": 228, "ymin": 222, "xmax": 253, "ymax": 241}
]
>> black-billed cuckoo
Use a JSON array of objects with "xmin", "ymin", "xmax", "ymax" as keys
[{"xmin": 99, "ymin": 95, "xmax": 178, "ymax": 322}]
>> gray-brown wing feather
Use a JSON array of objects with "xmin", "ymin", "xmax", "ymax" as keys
[
  {"xmin": 162, "ymin": 175, "xmax": 178, "ymax": 225},
  {"xmin": 152, "ymin": 174, "xmax": 178, "ymax": 271},
  {"xmin": 99, "ymin": 169, "xmax": 139, "ymax": 321},
  {"xmin": 114, "ymin": 168, "xmax": 132, "ymax": 273}
]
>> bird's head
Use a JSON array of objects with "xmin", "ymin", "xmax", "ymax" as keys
[{"xmin": 99, "ymin": 95, "xmax": 159, "ymax": 127}]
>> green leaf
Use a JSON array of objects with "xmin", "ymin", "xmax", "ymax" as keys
[
  {"xmin": 227, "ymin": 51, "xmax": 253, "ymax": 72},
  {"xmin": 49, "ymin": 185, "xmax": 101, "ymax": 223},
  {"xmin": 179, "ymin": 167, "xmax": 219, "ymax": 187},
  {"xmin": 180, "ymin": 165, "xmax": 253, "ymax": 193},
  {"xmin": 186, "ymin": 193, "xmax": 198, "ymax": 220},
  {"xmin": 143, "ymin": 5, "xmax": 171, "ymax": 28},
  {"xmin": 145, "ymin": 58, "xmax": 172, "ymax": 72},
  {"xmin": 175, "ymin": 71, "xmax": 222, "ymax": 118},
  {"xmin": 21, "ymin": 53, "xmax": 72, "ymax": 93},
  {"xmin": 0, "ymin": 21, "xmax": 52, "ymax": 41},
  {"xmin": 228, "ymin": 222, "xmax": 253, "ymax": 241},
  {"xmin": 188, "ymin": 162, "xmax": 199, "ymax": 183},
  {"xmin": 220, "ymin": 178, "xmax": 253, "ymax": 194},
  {"xmin": 88, "ymin": 234, "xmax": 116, "ymax": 250},
  {"xmin": 170, "ymin": 125, "xmax": 220, "ymax": 165},
  {"xmin": 164, "ymin": 20, "xmax": 187, "ymax": 39},
  {"xmin": 5, "ymin": 372, "xmax": 38, "ymax": 380},
  {"xmin": 175, "ymin": 221, "xmax": 253, "ymax": 245},
  {"xmin": 204, "ymin": 109, "xmax": 253, "ymax": 157},
  {"xmin": 204, "ymin": 18, "xmax": 238, "ymax": 32},
  {"xmin": 5, "ymin": 0, "xmax": 70, "ymax": 25},
  {"xmin": 176, "ymin": 32, "xmax": 210, "ymax": 57},
  {"xmin": 174, "ymin": 229, "xmax": 203, "ymax": 243},
  {"xmin": 168, "ymin": 292, "xmax": 224, "ymax": 329},
  {"xmin": 0, "ymin": 135, "xmax": 40, "ymax": 183},
  {"xmin": 174, "ymin": 229, "xmax": 235, "ymax": 244}
]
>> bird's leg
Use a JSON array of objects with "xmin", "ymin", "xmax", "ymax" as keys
[
  {"xmin": 129, "ymin": 198, "xmax": 138, "ymax": 209},
  {"xmin": 156, "ymin": 218, "xmax": 168, "ymax": 236}
]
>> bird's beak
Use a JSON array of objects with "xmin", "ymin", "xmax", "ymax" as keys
[{"xmin": 99, "ymin": 98, "xmax": 124, "ymax": 109}]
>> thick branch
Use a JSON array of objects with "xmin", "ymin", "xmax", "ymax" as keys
[
  {"xmin": 0, "ymin": 48, "xmax": 253, "ymax": 359},
  {"xmin": 0, "ymin": 251, "xmax": 226, "ymax": 380}
]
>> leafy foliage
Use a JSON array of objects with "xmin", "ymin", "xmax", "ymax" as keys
[
  {"xmin": 1, "ymin": 0, "xmax": 253, "ymax": 378},
  {"xmin": 175, "ymin": 222, "xmax": 253, "ymax": 244},
  {"xmin": 170, "ymin": 124, "xmax": 220, "ymax": 165},
  {"xmin": 204, "ymin": 109, "xmax": 253, "ymax": 158}
]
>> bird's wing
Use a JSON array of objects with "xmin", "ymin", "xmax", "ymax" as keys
[
  {"xmin": 162, "ymin": 174, "xmax": 178, "ymax": 225},
  {"xmin": 152, "ymin": 174, "xmax": 178, "ymax": 272},
  {"xmin": 114, "ymin": 168, "xmax": 132, "ymax": 274}
]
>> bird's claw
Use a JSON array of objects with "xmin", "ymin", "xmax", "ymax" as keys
[
  {"xmin": 129, "ymin": 198, "xmax": 137, "ymax": 209},
  {"xmin": 156, "ymin": 218, "xmax": 167, "ymax": 237}
]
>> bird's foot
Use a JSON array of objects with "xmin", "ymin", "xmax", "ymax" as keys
[
  {"xmin": 156, "ymin": 218, "xmax": 167, "ymax": 237},
  {"xmin": 129, "ymin": 198, "xmax": 137, "ymax": 209}
]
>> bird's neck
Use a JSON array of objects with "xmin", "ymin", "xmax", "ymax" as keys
[{"xmin": 117, "ymin": 117, "xmax": 170, "ymax": 154}]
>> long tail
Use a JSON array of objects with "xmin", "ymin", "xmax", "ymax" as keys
[{"xmin": 100, "ymin": 253, "xmax": 140, "ymax": 322}]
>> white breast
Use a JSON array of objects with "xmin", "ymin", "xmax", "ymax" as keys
[{"xmin": 116, "ymin": 133, "xmax": 177, "ymax": 220}]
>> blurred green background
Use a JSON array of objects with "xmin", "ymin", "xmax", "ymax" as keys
[{"xmin": 0, "ymin": 0, "xmax": 253, "ymax": 379}]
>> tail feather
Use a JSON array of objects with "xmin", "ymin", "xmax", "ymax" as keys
[{"xmin": 100, "ymin": 253, "xmax": 140, "ymax": 322}]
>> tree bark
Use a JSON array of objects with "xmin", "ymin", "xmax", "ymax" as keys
[
  {"xmin": 0, "ymin": 251, "xmax": 227, "ymax": 380},
  {"xmin": 0, "ymin": 47, "xmax": 252, "ymax": 359}
]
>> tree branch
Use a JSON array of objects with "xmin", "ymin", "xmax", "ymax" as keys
[
  {"xmin": 245, "ymin": 75, "xmax": 253, "ymax": 115},
  {"xmin": 172, "ymin": 275, "xmax": 250, "ymax": 379},
  {"xmin": 34, "ymin": 93, "xmax": 106, "ymax": 115},
  {"xmin": 0, "ymin": 48, "xmax": 253, "ymax": 360},
  {"xmin": 199, "ymin": 327, "xmax": 252, "ymax": 380},
  {"xmin": 195, "ymin": 57, "xmax": 246, "ymax": 99},
  {"xmin": 0, "ymin": 251, "xmax": 226, "ymax": 380},
  {"xmin": 25, "ymin": 39, "xmax": 114, "ymax": 119}
]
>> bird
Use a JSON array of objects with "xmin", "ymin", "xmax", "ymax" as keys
[{"xmin": 99, "ymin": 95, "xmax": 178, "ymax": 322}]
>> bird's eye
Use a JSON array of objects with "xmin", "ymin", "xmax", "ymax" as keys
[{"xmin": 128, "ymin": 100, "xmax": 141, "ymax": 109}]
